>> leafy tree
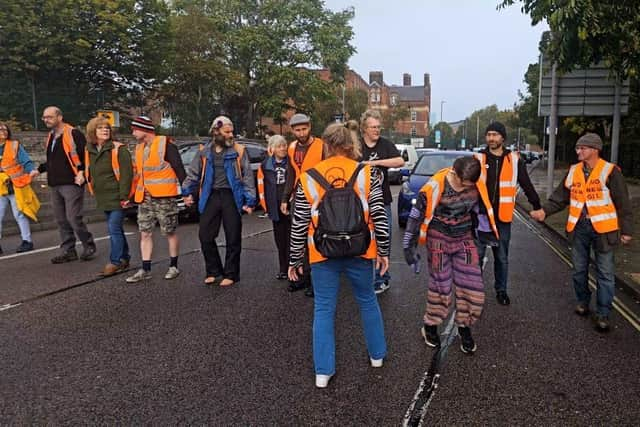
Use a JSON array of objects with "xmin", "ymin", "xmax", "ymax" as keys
[
  {"xmin": 498, "ymin": 0, "xmax": 640, "ymax": 79},
  {"xmin": 344, "ymin": 88, "xmax": 368, "ymax": 122},
  {"xmin": 431, "ymin": 121, "xmax": 454, "ymax": 146},
  {"xmin": 381, "ymin": 105, "xmax": 410, "ymax": 133}
]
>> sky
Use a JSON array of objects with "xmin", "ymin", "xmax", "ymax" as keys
[{"xmin": 323, "ymin": 0, "xmax": 548, "ymax": 123}]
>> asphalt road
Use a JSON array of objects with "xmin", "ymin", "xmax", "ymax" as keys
[{"xmin": 1, "ymin": 191, "xmax": 639, "ymax": 425}]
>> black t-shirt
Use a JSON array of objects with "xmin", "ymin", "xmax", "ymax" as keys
[{"xmin": 359, "ymin": 137, "xmax": 401, "ymax": 205}]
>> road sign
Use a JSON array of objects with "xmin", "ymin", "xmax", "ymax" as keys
[
  {"xmin": 538, "ymin": 60, "xmax": 630, "ymax": 117},
  {"xmin": 460, "ymin": 138, "xmax": 466, "ymax": 149},
  {"xmin": 97, "ymin": 110, "xmax": 120, "ymax": 127}
]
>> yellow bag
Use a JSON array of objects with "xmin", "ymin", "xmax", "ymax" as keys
[
  {"xmin": 0, "ymin": 172, "xmax": 9, "ymax": 196},
  {"xmin": 14, "ymin": 184, "xmax": 40, "ymax": 222}
]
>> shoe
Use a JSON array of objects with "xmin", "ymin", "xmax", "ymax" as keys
[
  {"xmin": 496, "ymin": 290, "xmax": 511, "ymax": 306},
  {"xmin": 287, "ymin": 280, "xmax": 306, "ymax": 292},
  {"xmin": 575, "ymin": 303, "xmax": 590, "ymax": 316},
  {"xmin": 16, "ymin": 240, "xmax": 34, "ymax": 253},
  {"xmin": 0, "ymin": 244, "xmax": 3, "ymax": 255},
  {"xmin": 276, "ymin": 272, "xmax": 288, "ymax": 280},
  {"xmin": 100, "ymin": 263, "xmax": 121, "ymax": 277},
  {"xmin": 304, "ymin": 284, "xmax": 314, "ymax": 298},
  {"xmin": 220, "ymin": 278, "xmax": 235, "ymax": 287},
  {"xmin": 164, "ymin": 266, "xmax": 180, "ymax": 280},
  {"xmin": 120, "ymin": 259, "xmax": 130, "ymax": 270},
  {"xmin": 315, "ymin": 374, "xmax": 333, "ymax": 388},
  {"xmin": 458, "ymin": 326, "xmax": 477, "ymax": 354},
  {"xmin": 51, "ymin": 249, "xmax": 78, "ymax": 264},
  {"xmin": 80, "ymin": 243, "xmax": 97, "ymax": 261},
  {"xmin": 126, "ymin": 269, "xmax": 152, "ymax": 283},
  {"xmin": 374, "ymin": 281, "xmax": 390, "ymax": 295},
  {"xmin": 421, "ymin": 324, "xmax": 440, "ymax": 348},
  {"xmin": 370, "ymin": 358, "xmax": 384, "ymax": 368},
  {"xmin": 593, "ymin": 315, "xmax": 610, "ymax": 332}
]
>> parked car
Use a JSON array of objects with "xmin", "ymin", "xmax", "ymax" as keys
[
  {"xmin": 388, "ymin": 144, "xmax": 419, "ymax": 184},
  {"xmin": 397, "ymin": 150, "xmax": 473, "ymax": 227},
  {"xmin": 416, "ymin": 148, "xmax": 439, "ymax": 158}
]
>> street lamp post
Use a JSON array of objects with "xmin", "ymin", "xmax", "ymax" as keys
[{"xmin": 440, "ymin": 100, "xmax": 446, "ymax": 123}]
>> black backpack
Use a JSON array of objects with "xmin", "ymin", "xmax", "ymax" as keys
[{"xmin": 306, "ymin": 163, "xmax": 371, "ymax": 258}]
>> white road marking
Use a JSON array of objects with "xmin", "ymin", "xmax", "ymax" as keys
[{"xmin": 0, "ymin": 233, "xmax": 135, "ymax": 261}]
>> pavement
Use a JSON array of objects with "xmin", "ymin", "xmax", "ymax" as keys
[{"xmin": 0, "ymin": 187, "xmax": 639, "ymax": 425}]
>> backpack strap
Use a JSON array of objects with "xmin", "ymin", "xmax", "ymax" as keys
[
  {"xmin": 306, "ymin": 167, "xmax": 331, "ymax": 190},
  {"xmin": 347, "ymin": 163, "xmax": 365, "ymax": 188}
]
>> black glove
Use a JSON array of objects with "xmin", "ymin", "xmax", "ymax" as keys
[{"xmin": 404, "ymin": 246, "xmax": 419, "ymax": 267}]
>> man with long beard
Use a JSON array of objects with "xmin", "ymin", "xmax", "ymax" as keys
[{"xmin": 183, "ymin": 116, "xmax": 256, "ymax": 287}]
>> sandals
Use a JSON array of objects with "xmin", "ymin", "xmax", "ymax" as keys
[
  {"xmin": 219, "ymin": 278, "xmax": 235, "ymax": 287},
  {"xmin": 204, "ymin": 276, "xmax": 216, "ymax": 285}
]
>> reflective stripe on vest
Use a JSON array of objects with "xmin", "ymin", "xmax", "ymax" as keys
[
  {"xmin": 300, "ymin": 157, "xmax": 376, "ymax": 264},
  {"xmin": 475, "ymin": 151, "xmax": 519, "ymax": 222},
  {"xmin": 288, "ymin": 137, "xmax": 324, "ymax": 189},
  {"xmin": 46, "ymin": 124, "xmax": 82, "ymax": 175},
  {"xmin": 134, "ymin": 136, "xmax": 180, "ymax": 202},
  {"xmin": 564, "ymin": 159, "xmax": 618, "ymax": 233},
  {"xmin": 0, "ymin": 140, "xmax": 31, "ymax": 188},
  {"xmin": 418, "ymin": 168, "xmax": 499, "ymax": 245},
  {"xmin": 257, "ymin": 165, "xmax": 266, "ymax": 211}
]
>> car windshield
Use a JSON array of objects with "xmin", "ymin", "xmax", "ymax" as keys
[{"xmin": 413, "ymin": 153, "xmax": 469, "ymax": 176}]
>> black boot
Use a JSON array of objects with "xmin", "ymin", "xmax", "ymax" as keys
[{"xmin": 458, "ymin": 326, "xmax": 477, "ymax": 354}]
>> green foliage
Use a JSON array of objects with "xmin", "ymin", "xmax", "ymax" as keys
[
  {"xmin": 499, "ymin": 0, "xmax": 640, "ymax": 79},
  {"xmin": 381, "ymin": 105, "xmax": 410, "ymax": 132},
  {"xmin": 344, "ymin": 88, "xmax": 368, "ymax": 122}
]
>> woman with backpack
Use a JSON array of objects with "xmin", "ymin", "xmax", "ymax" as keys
[
  {"xmin": 402, "ymin": 156, "xmax": 498, "ymax": 354},
  {"xmin": 288, "ymin": 122, "xmax": 390, "ymax": 389},
  {"xmin": 84, "ymin": 116, "xmax": 134, "ymax": 277}
]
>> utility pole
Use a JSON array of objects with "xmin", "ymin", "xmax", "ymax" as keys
[
  {"xmin": 476, "ymin": 115, "xmax": 480, "ymax": 147},
  {"xmin": 440, "ymin": 100, "xmax": 446, "ymax": 123}
]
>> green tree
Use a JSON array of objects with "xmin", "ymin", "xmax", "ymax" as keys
[
  {"xmin": 344, "ymin": 88, "xmax": 368, "ymax": 122},
  {"xmin": 381, "ymin": 105, "xmax": 410, "ymax": 133},
  {"xmin": 498, "ymin": 0, "xmax": 640, "ymax": 79}
]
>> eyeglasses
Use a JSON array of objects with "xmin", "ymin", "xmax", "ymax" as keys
[{"xmin": 367, "ymin": 125, "xmax": 381, "ymax": 129}]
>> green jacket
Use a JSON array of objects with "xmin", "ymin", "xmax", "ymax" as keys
[{"xmin": 86, "ymin": 140, "xmax": 133, "ymax": 211}]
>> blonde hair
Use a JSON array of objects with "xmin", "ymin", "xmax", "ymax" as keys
[
  {"xmin": 86, "ymin": 116, "xmax": 112, "ymax": 145},
  {"xmin": 360, "ymin": 109, "xmax": 382, "ymax": 131},
  {"xmin": 322, "ymin": 123, "xmax": 361, "ymax": 160},
  {"xmin": 267, "ymin": 134, "xmax": 287, "ymax": 154}
]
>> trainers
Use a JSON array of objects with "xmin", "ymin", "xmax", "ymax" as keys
[
  {"xmin": 16, "ymin": 240, "xmax": 34, "ymax": 253},
  {"xmin": 126, "ymin": 269, "xmax": 152, "ymax": 283},
  {"xmin": 80, "ymin": 243, "xmax": 97, "ymax": 261},
  {"xmin": 496, "ymin": 290, "xmax": 510, "ymax": 305},
  {"xmin": 315, "ymin": 374, "xmax": 333, "ymax": 388},
  {"xmin": 593, "ymin": 315, "xmax": 610, "ymax": 332},
  {"xmin": 458, "ymin": 326, "xmax": 477, "ymax": 354},
  {"xmin": 421, "ymin": 324, "xmax": 440, "ymax": 348},
  {"xmin": 575, "ymin": 303, "xmax": 590, "ymax": 316},
  {"xmin": 287, "ymin": 280, "xmax": 306, "ymax": 292},
  {"xmin": 276, "ymin": 272, "xmax": 288, "ymax": 280},
  {"xmin": 304, "ymin": 284, "xmax": 314, "ymax": 298},
  {"xmin": 51, "ymin": 249, "xmax": 78, "ymax": 264},
  {"xmin": 164, "ymin": 266, "xmax": 180, "ymax": 280},
  {"xmin": 374, "ymin": 281, "xmax": 390, "ymax": 295},
  {"xmin": 370, "ymin": 358, "xmax": 384, "ymax": 368}
]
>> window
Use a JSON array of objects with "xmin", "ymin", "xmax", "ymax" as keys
[
  {"xmin": 411, "ymin": 125, "xmax": 417, "ymax": 137},
  {"xmin": 411, "ymin": 110, "xmax": 417, "ymax": 121},
  {"xmin": 390, "ymin": 94, "xmax": 397, "ymax": 106}
]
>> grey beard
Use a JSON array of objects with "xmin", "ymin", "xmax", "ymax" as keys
[{"xmin": 214, "ymin": 135, "xmax": 233, "ymax": 148}]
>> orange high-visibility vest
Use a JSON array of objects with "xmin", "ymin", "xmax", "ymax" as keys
[
  {"xmin": 300, "ymin": 156, "xmax": 377, "ymax": 264},
  {"xmin": 85, "ymin": 142, "xmax": 135, "ymax": 199},
  {"xmin": 46, "ymin": 123, "xmax": 82, "ymax": 176},
  {"xmin": 256, "ymin": 165, "xmax": 267, "ymax": 211},
  {"xmin": 288, "ymin": 137, "xmax": 324, "ymax": 187},
  {"xmin": 418, "ymin": 168, "xmax": 498, "ymax": 245},
  {"xmin": 0, "ymin": 140, "xmax": 31, "ymax": 188},
  {"xmin": 564, "ymin": 158, "xmax": 619, "ymax": 233},
  {"xmin": 134, "ymin": 136, "xmax": 180, "ymax": 203},
  {"xmin": 474, "ymin": 151, "xmax": 519, "ymax": 222}
]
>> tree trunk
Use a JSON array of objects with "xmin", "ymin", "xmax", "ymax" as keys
[{"xmin": 30, "ymin": 74, "xmax": 38, "ymax": 130}]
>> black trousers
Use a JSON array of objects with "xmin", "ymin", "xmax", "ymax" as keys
[
  {"xmin": 199, "ymin": 189, "xmax": 242, "ymax": 281},
  {"xmin": 272, "ymin": 216, "xmax": 290, "ymax": 274}
]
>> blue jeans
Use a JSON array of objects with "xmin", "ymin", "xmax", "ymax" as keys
[
  {"xmin": 0, "ymin": 194, "xmax": 32, "ymax": 242},
  {"xmin": 477, "ymin": 220, "xmax": 511, "ymax": 292},
  {"xmin": 571, "ymin": 220, "xmax": 615, "ymax": 317},
  {"xmin": 310, "ymin": 257, "xmax": 387, "ymax": 375},
  {"xmin": 374, "ymin": 204, "xmax": 392, "ymax": 287},
  {"xmin": 105, "ymin": 209, "xmax": 130, "ymax": 265}
]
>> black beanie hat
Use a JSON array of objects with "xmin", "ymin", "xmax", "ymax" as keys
[{"xmin": 485, "ymin": 121, "xmax": 507, "ymax": 140}]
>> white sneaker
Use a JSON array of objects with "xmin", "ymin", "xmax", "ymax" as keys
[
  {"xmin": 374, "ymin": 281, "xmax": 390, "ymax": 295},
  {"xmin": 126, "ymin": 269, "xmax": 152, "ymax": 283},
  {"xmin": 315, "ymin": 374, "xmax": 333, "ymax": 388},
  {"xmin": 164, "ymin": 266, "xmax": 180, "ymax": 280},
  {"xmin": 370, "ymin": 358, "xmax": 384, "ymax": 368}
]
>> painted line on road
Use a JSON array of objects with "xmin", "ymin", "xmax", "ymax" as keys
[
  {"xmin": 0, "ymin": 232, "xmax": 135, "ymax": 261},
  {"xmin": 514, "ymin": 210, "xmax": 640, "ymax": 332}
]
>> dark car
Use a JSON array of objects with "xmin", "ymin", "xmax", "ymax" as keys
[{"xmin": 397, "ymin": 150, "xmax": 473, "ymax": 227}]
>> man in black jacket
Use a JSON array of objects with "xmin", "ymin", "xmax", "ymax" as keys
[
  {"xmin": 34, "ymin": 106, "xmax": 96, "ymax": 263},
  {"xmin": 476, "ymin": 122, "xmax": 544, "ymax": 305}
]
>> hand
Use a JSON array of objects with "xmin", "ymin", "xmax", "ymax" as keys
[
  {"xmin": 183, "ymin": 195, "xmax": 194, "ymax": 207},
  {"xmin": 288, "ymin": 265, "xmax": 304, "ymax": 282},
  {"xmin": 29, "ymin": 170, "xmax": 40, "ymax": 178},
  {"xmin": 280, "ymin": 202, "xmax": 289, "ymax": 216},
  {"xmin": 74, "ymin": 172, "xmax": 85, "ymax": 186},
  {"xmin": 621, "ymin": 234, "xmax": 632, "ymax": 245},
  {"xmin": 242, "ymin": 205, "xmax": 253, "ymax": 214},
  {"xmin": 120, "ymin": 200, "xmax": 131, "ymax": 209},
  {"xmin": 530, "ymin": 209, "xmax": 545, "ymax": 222},
  {"xmin": 376, "ymin": 256, "xmax": 389, "ymax": 277},
  {"xmin": 404, "ymin": 246, "xmax": 419, "ymax": 267}
]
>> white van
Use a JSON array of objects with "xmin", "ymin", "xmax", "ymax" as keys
[{"xmin": 388, "ymin": 144, "xmax": 419, "ymax": 184}]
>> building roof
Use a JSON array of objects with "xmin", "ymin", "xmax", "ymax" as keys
[{"xmin": 390, "ymin": 86, "xmax": 425, "ymax": 102}]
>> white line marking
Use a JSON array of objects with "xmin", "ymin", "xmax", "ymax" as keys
[
  {"xmin": 0, "ymin": 303, "xmax": 22, "ymax": 312},
  {"xmin": 0, "ymin": 232, "xmax": 135, "ymax": 261}
]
